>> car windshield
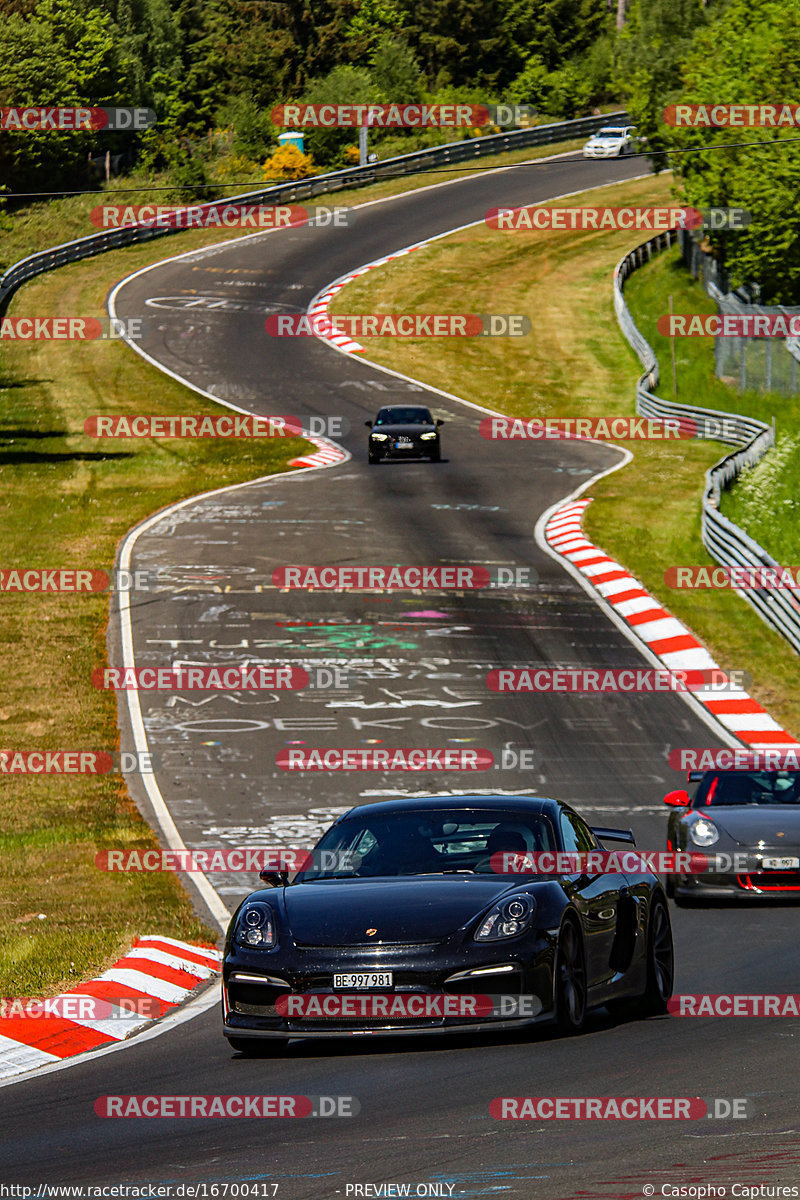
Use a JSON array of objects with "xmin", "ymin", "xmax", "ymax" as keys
[
  {"xmin": 696, "ymin": 771, "xmax": 800, "ymax": 806},
  {"xmin": 374, "ymin": 407, "xmax": 434, "ymax": 426},
  {"xmin": 597, "ymin": 128, "xmax": 625, "ymax": 138},
  {"xmin": 295, "ymin": 809, "xmax": 557, "ymax": 881}
]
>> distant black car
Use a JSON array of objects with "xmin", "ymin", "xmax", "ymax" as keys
[
  {"xmin": 222, "ymin": 795, "xmax": 673, "ymax": 1052},
  {"xmin": 365, "ymin": 405, "xmax": 443, "ymax": 463},
  {"xmin": 664, "ymin": 769, "xmax": 800, "ymax": 903}
]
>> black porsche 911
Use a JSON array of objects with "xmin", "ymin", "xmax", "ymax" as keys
[
  {"xmin": 365, "ymin": 405, "xmax": 444, "ymax": 463},
  {"xmin": 222, "ymin": 795, "xmax": 673, "ymax": 1052},
  {"xmin": 664, "ymin": 768, "xmax": 800, "ymax": 903}
]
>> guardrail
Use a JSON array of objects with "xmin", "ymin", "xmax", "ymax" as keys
[
  {"xmin": 614, "ymin": 232, "xmax": 800, "ymax": 655},
  {"xmin": 0, "ymin": 111, "xmax": 626, "ymax": 317}
]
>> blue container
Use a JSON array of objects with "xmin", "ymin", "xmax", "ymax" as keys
[{"xmin": 278, "ymin": 132, "xmax": 305, "ymax": 153}]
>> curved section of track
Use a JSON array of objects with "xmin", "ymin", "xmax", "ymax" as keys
[{"xmin": 2, "ymin": 154, "xmax": 798, "ymax": 1197}]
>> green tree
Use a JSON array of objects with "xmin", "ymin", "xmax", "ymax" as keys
[
  {"xmin": 369, "ymin": 33, "xmax": 424, "ymax": 103},
  {"xmin": 663, "ymin": 0, "xmax": 800, "ymax": 302},
  {"xmin": 299, "ymin": 64, "xmax": 373, "ymax": 166},
  {"xmin": 0, "ymin": 0, "xmax": 130, "ymax": 196}
]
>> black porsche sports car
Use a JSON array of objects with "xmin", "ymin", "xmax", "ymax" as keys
[
  {"xmin": 222, "ymin": 795, "xmax": 673, "ymax": 1052},
  {"xmin": 365, "ymin": 405, "xmax": 444, "ymax": 463},
  {"xmin": 664, "ymin": 768, "xmax": 800, "ymax": 902}
]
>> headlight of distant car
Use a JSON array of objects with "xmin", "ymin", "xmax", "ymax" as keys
[
  {"xmin": 370, "ymin": 432, "xmax": 389, "ymax": 441},
  {"xmin": 234, "ymin": 902, "xmax": 276, "ymax": 949},
  {"xmin": 475, "ymin": 895, "xmax": 535, "ymax": 941},
  {"xmin": 420, "ymin": 431, "xmax": 437, "ymax": 440},
  {"xmin": 688, "ymin": 817, "xmax": 719, "ymax": 847}
]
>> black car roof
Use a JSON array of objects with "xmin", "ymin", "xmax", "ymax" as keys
[
  {"xmin": 375, "ymin": 405, "xmax": 431, "ymax": 415},
  {"xmin": 333, "ymin": 794, "xmax": 557, "ymax": 822}
]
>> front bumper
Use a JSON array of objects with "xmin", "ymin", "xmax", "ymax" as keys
[
  {"xmin": 370, "ymin": 437, "xmax": 439, "ymax": 459},
  {"xmin": 583, "ymin": 145, "xmax": 622, "ymax": 158},
  {"xmin": 223, "ymin": 936, "xmax": 554, "ymax": 1038},
  {"xmin": 671, "ymin": 865, "xmax": 800, "ymax": 898}
]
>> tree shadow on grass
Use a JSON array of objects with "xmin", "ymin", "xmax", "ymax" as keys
[{"xmin": 0, "ymin": 449, "xmax": 135, "ymax": 463}]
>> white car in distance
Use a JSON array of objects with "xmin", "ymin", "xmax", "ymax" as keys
[{"xmin": 582, "ymin": 125, "xmax": 639, "ymax": 158}]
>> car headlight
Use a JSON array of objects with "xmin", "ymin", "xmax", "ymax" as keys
[
  {"xmin": 370, "ymin": 432, "xmax": 389, "ymax": 441},
  {"xmin": 689, "ymin": 817, "xmax": 719, "ymax": 847},
  {"xmin": 234, "ymin": 902, "xmax": 276, "ymax": 949},
  {"xmin": 475, "ymin": 895, "xmax": 535, "ymax": 941},
  {"xmin": 420, "ymin": 431, "xmax": 437, "ymax": 440}
]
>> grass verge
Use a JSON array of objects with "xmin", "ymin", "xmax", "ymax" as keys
[
  {"xmin": 0, "ymin": 246, "xmax": 310, "ymax": 996},
  {"xmin": 327, "ymin": 172, "xmax": 800, "ymax": 739},
  {"xmin": 625, "ymin": 247, "xmax": 799, "ymax": 563}
]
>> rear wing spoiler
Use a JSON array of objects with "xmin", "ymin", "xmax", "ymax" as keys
[{"xmin": 591, "ymin": 826, "xmax": 636, "ymax": 846}]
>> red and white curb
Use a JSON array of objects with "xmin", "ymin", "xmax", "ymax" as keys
[
  {"xmin": 289, "ymin": 435, "xmax": 348, "ymax": 469},
  {"xmin": 545, "ymin": 499, "xmax": 799, "ymax": 749},
  {"xmin": 307, "ymin": 246, "xmax": 423, "ymax": 354},
  {"xmin": 0, "ymin": 936, "xmax": 220, "ymax": 1081}
]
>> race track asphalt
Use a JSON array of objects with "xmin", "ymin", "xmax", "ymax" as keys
[{"xmin": 2, "ymin": 152, "xmax": 798, "ymax": 1198}]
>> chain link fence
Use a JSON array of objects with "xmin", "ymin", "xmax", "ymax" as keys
[{"xmin": 679, "ymin": 229, "xmax": 800, "ymax": 396}]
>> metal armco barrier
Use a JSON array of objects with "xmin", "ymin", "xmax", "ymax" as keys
[
  {"xmin": 0, "ymin": 112, "xmax": 626, "ymax": 317},
  {"xmin": 614, "ymin": 233, "xmax": 800, "ymax": 655}
]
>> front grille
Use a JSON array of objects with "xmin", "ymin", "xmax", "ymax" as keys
[
  {"xmin": 444, "ymin": 968, "xmax": 523, "ymax": 995},
  {"xmin": 229, "ymin": 982, "xmax": 289, "ymax": 1013},
  {"xmin": 293, "ymin": 942, "xmax": 440, "ymax": 951}
]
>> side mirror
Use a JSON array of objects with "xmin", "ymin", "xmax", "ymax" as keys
[
  {"xmin": 663, "ymin": 789, "xmax": 691, "ymax": 808},
  {"xmin": 259, "ymin": 869, "xmax": 289, "ymax": 887},
  {"xmin": 436, "ymin": 419, "xmax": 444, "ymax": 427},
  {"xmin": 364, "ymin": 420, "xmax": 373, "ymax": 428}
]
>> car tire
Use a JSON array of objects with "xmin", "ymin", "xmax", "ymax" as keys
[
  {"xmin": 368, "ymin": 453, "xmax": 380, "ymax": 465},
  {"xmin": 555, "ymin": 915, "xmax": 587, "ymax": 1034},
  {"xmin": 227, "ymin": 1037, "xmax": 287, "ymax": 1057},
  {"xmin": 429, "ymin": 449, "xmax": 441, "ymax": 462},
  {"xmin": 640, "ymin": 895, "xmax": 674, "ymax": 1014},
  {"xmin": 609, "ymin": 895, "xmax": 674, "ymax": 1020}
]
